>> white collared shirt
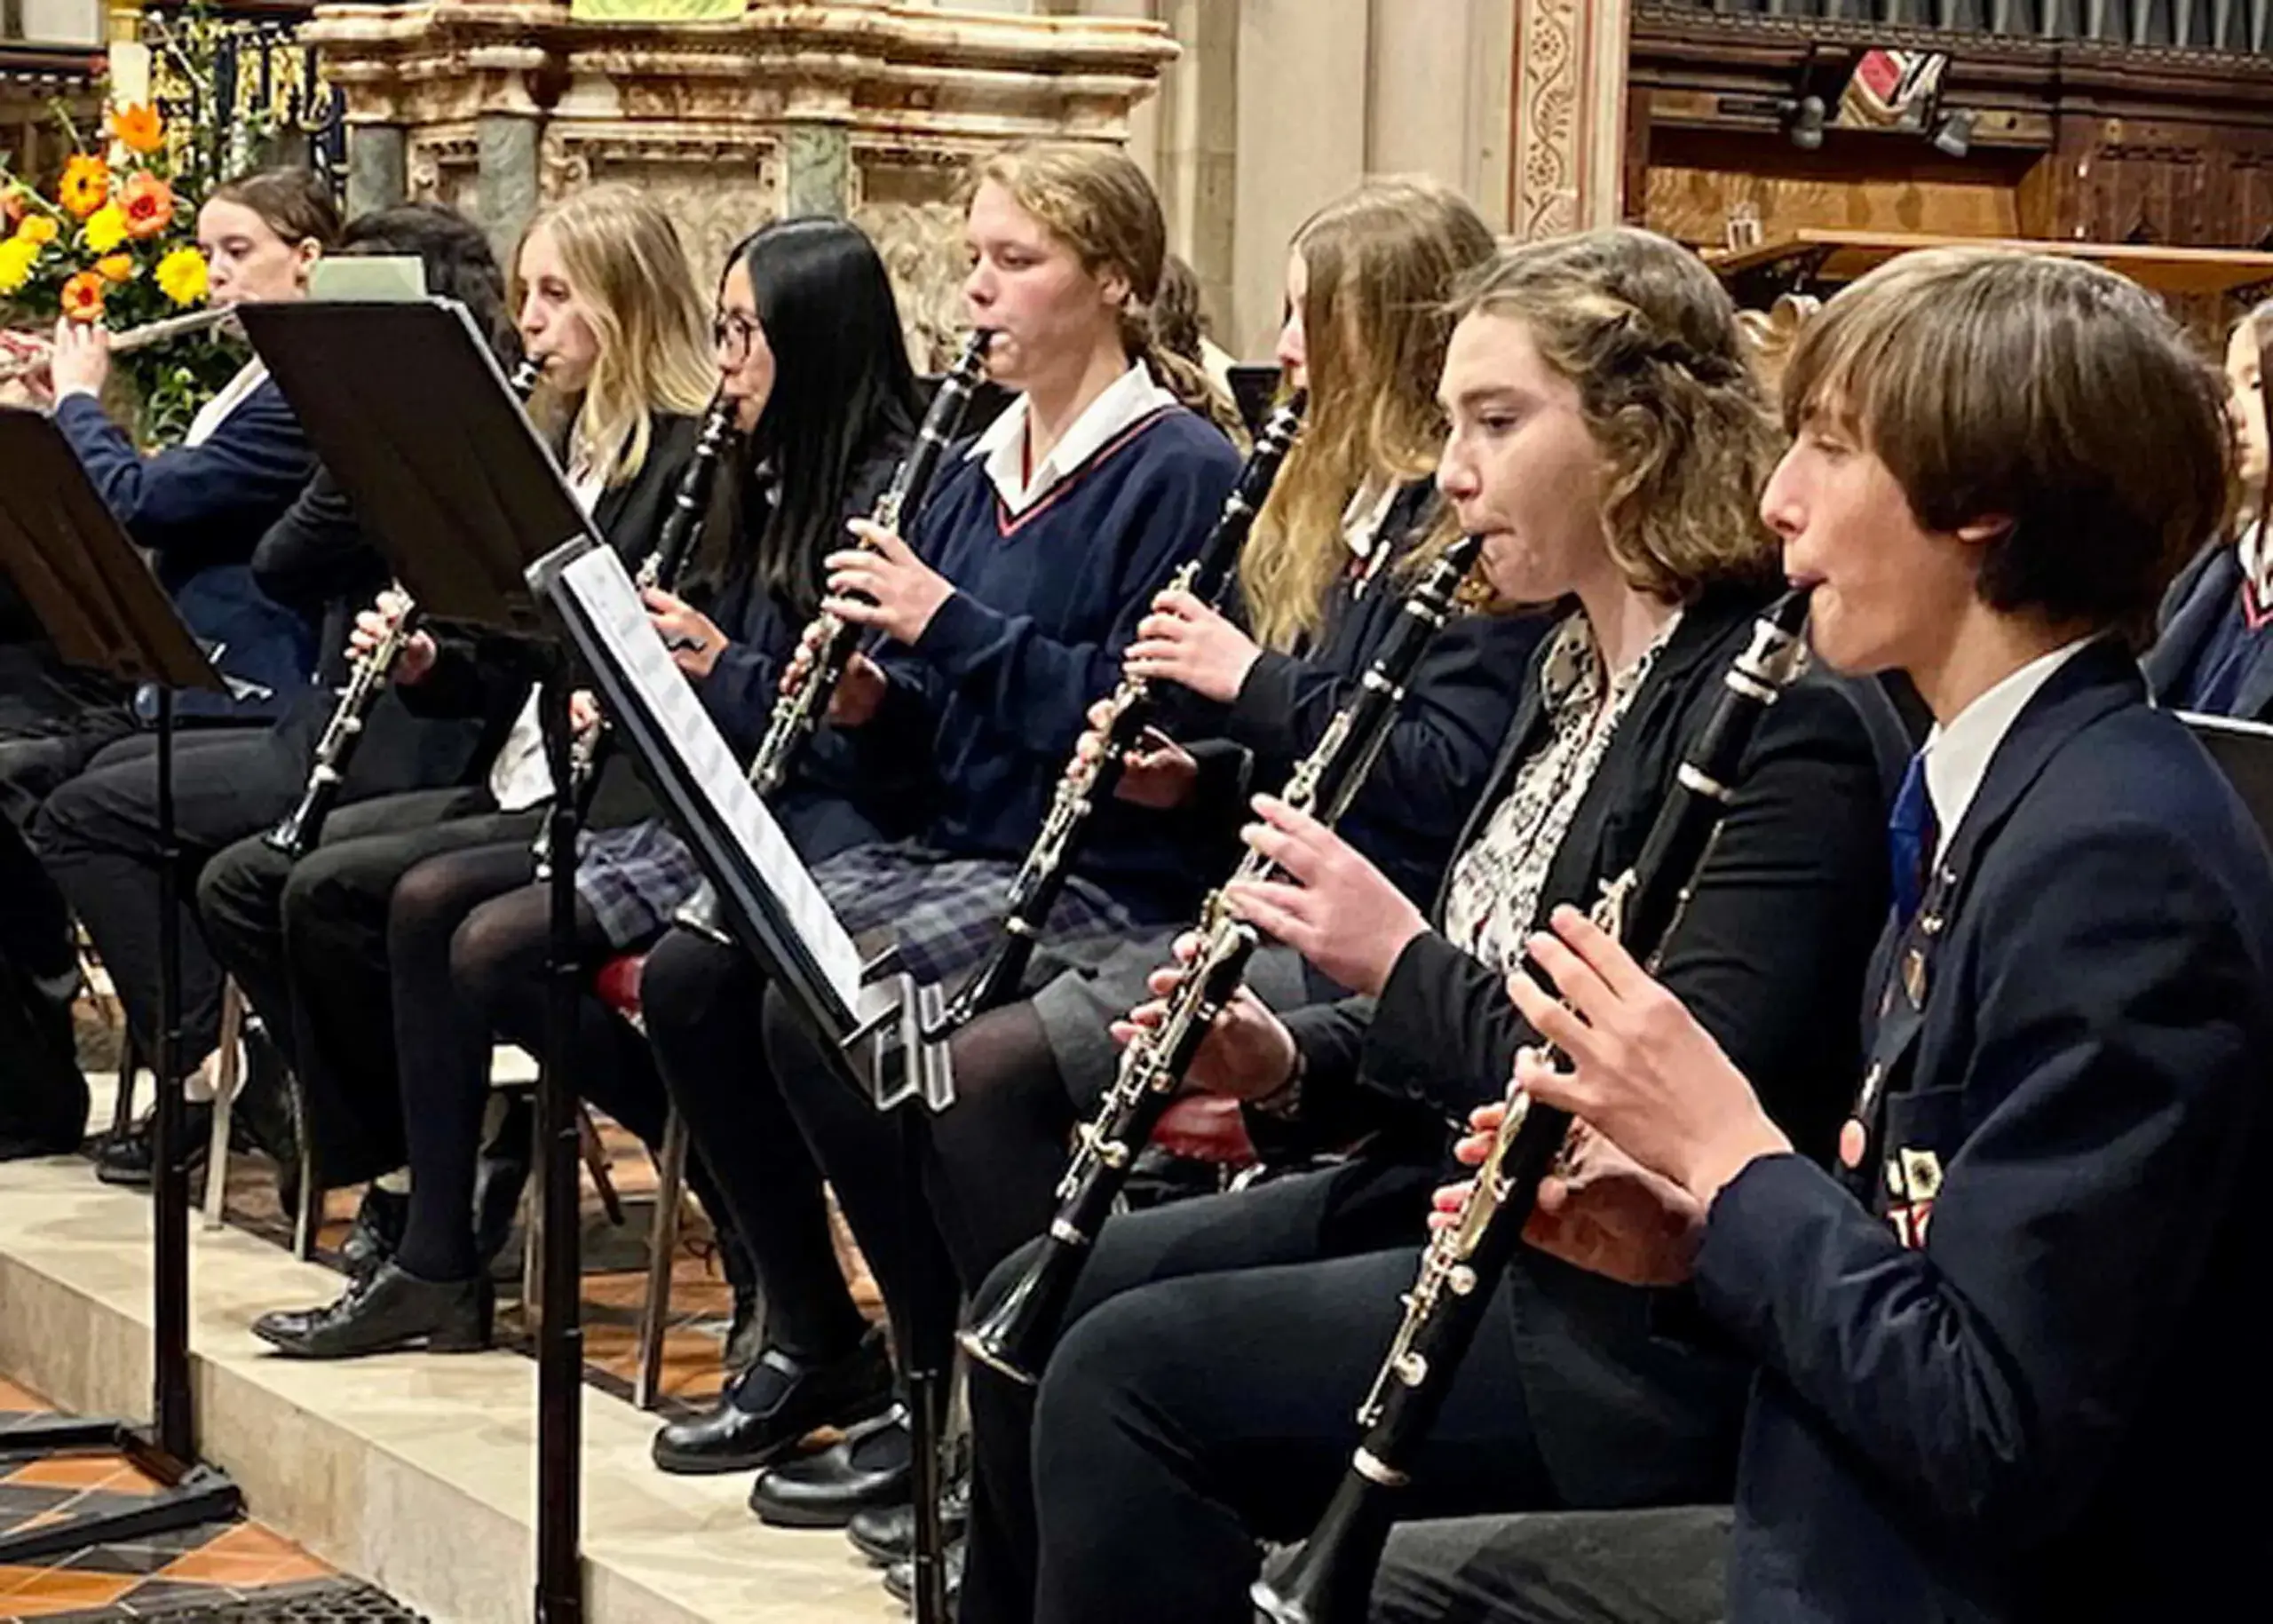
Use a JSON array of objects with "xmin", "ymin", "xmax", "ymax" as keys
[
  {"xmin": 487, "ymin": 466, "xmax": 607, "ymax": 812},
  {"xmin": 1918, "ymin": 638, "xmax": 2097, "ymax": 864},
  {"xmin": 966, "ymin": 361, "xmax": 1177, "ymax": 516},
  {"xmin": 183, "ymin": 359, "xmax": 269, "ymax": 448},
  {"xmin": 2237, "ymin": 519, "xmax": 2272, "ymax": 604}
]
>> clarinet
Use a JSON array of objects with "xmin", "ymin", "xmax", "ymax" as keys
[
  {"xmin": 531, "ymin": 388, "xmax": 739, "ymax": 877},
  {"xmin": 960, "ymin": 533, "xmax": 1487, "ymax": 1386},
  {"xmin": 1251, "ymin": 587, "xmax": 1815, "ymax": 1624},
  {"xmin": 265, "ymin": 357, "xmax": 547, "ymax": 859},
  {"xmin": 924, "ymin": 392, "xmax": 1309, "ymax": 1040},
  {"xmin": 673, "ymin": 329, "xmax": 994, "ymax": 944}
]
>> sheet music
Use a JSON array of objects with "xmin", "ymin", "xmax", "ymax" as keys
[{"xmin": 557, "ymin": 546, "xmax": 864, "ymax": 1015}]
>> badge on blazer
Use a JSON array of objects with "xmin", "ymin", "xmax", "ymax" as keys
[{"xmin": 1882, "ymin": 1145, "xmax": 1944, "ymax": 1249}]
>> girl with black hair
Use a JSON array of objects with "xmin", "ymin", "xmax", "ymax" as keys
[{"xmin": 248, "ymin": 215, "xmax": 926, "ymax": 1360}]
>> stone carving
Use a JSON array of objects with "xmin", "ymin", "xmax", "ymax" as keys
[
  {"xmin": 1510, "ymin": 0, "xmax": 1630, "ymax": 238},
  {"xmin": 305, "ymin": 0, "xmax": 1176, "ymax": 255}
]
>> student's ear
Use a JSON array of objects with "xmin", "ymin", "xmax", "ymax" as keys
[
  {"xmin": 1097, "ymin": 265, "xmax": 1132, "ymax": 315},
  {"xmin": 1953, "ymin": 514, "xmax": 2014, "ymax": 551}
]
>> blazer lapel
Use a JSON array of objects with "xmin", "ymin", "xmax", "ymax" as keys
[{"xmin": 2143, "ymin": 543, "xmax": 2238, "ymax": 700}]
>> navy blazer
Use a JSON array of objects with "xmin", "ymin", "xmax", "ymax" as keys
[
  {"xmin": 2141, "ymin": 537, "xmax": 2273, "ymax": 720},
  {"xmin": 53, "ymin": 381, "xmax": 317, "ymax": 720},
  {"xmin": 1694, "ymin": 640, "xmax": 2273, "ymax": 1621}
]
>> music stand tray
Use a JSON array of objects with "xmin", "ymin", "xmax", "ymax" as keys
[{"xmin": 0, "ymin": 408, "xmax": 238, "ymax": 1564}]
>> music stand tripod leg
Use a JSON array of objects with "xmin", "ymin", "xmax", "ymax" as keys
[{"xmin": 533, "ymin": 666, "xmax": 585, "ymax": 1624}]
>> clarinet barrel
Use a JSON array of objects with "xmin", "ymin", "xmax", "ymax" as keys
[
  {"xmin": 959, "ymin": 534, "xmax": 1486, "ymax": 1385},
  {"xmin": 1250, "ymin": 588, "xmax": 1814, "ymax": 1624},
  {"xmin": 265, "ymin": 357, "xmax": 548, "ymax": 859}
]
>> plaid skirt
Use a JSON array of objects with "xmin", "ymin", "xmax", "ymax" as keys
[
  {"xmin": 576, "ymin": 820, "xmax": 702, "ymax": 950},
  {"xmin": 811, "ymin": 840, "xmax": 1133, "ymax": 986}
]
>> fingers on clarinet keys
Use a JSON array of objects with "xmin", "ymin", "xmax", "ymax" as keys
[{"xmin": 650, "ymin": 1325, "xmax": 893, "ymax": 1476}]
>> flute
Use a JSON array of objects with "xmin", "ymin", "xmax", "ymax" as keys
[{"xmin": 0, "ymin": 305, "xmax": 237, "ymax": 384}]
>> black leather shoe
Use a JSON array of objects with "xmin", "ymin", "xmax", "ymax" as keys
[
  {"xmin": 251, "ymin": 1261, "xmax": 493, "ymax": 1359},
  {"xmin": 95, "ymin": 1101, "xmax": 217, "ymax": 1187},
  {"xmin": 881, "ymin": 1538, "xmax": 964, "ymax": 1612},
  {"xmin": 651, "ymin": 1326, "xmax": 893, "ymax": 1476},
  {"xmin": 338, "ymin": 1186, "xmax": 409, "ymax": 1281},
  {"xmin": 750, "ymin": 1405, "xmax": 913, "ymax": 1528},
  {"xmin": 847, "ymin": 1473, "xmax": 969, "ymax": 1566}
]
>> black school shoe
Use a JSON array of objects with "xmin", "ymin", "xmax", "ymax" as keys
[
  {"xmin": 749, "ymin": 1404, "xmax": 913, "ymax": 1528},
  {"xmin": 250, "ymin": 1261, "xmax": 493, "ymax": 1359},
  {"xmin": 650, "ymin": 1324, "xmax": 893, "ymax": 1476}
]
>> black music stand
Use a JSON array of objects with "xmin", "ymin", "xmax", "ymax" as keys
[
  {"xmin": 0, "ymin": 408, "xmax": 242, "ymax": 1561},
  {"xmin": 2182, "ymin": 711, "xmax": 2273, "ymax": 845},
  {"xmin": 235, "ymin": 299, "xmax": 593, "ymax": 1624},
  {"xmin": 527, "ymin": 536, "xmax": 962, "ymax": 1624}
]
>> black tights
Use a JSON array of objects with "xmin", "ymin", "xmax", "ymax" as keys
[
  {"xmin": 762, "ymin": 986, "xmax": 1082, "ymax": 1369},
  {"xmin": 641, "ymin": 925, "xmax": 868, "ymax": 1361},
  {"xmin": 386, "ymin": 842, "xmax": 673, "ymax": 1284}
]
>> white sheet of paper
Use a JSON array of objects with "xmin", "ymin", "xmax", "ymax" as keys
[{"xmin": 557, "ymin": 545, "xmax": 864, "ymax": 1018}]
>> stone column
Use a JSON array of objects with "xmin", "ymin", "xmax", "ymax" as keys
[
  {"xmin": 345, "ymin": 124, "xmax": 407, "ymax": 217},
  {"xmin": 1509, "ymin": 0, "xmax": 1633, "ymax": 238},
  {"xmin": 781, "ymin": 123, "xmax": 852, "ymax": 218},
  {"xmin": 477, "ymin": 112, "xmax": 543, "ymax": 265}
]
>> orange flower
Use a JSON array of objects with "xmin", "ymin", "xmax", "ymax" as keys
[
  {"xmin": 95, "ymin": 253, "xmax": 134, "ymax": 283},
  {"xmin": 59, "ymin": 271, "xmax": 107, "ymax": 322},
  {"xmin": 109, "ymin": 103, "xmax": 165, "ymax": 155},
  {"xmin": 119, "ymin": 173, "xmax": 175, "ymax": 242},
  {"xmin": 57, "ymin": 154, "xmax": 110, "ymax": 219}
]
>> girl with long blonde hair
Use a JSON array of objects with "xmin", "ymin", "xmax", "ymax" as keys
[{"xmin": 249, "ymin": 186, "xmax": 725, "ymax": 1359}]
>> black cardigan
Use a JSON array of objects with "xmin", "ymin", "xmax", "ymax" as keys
[{"xmin": 1275, "ymin": 584, "xmax": 1904, "ymax": 1164}]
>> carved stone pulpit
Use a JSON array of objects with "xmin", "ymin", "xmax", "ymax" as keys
[{"xmin": 302, "ymin": 0, "xmax": 1176, "ymax": 284}]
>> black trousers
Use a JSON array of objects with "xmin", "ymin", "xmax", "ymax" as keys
[
  {"xmin": 1368, "ymin": 1507, "xmax": 1731, "ymax": 1624},
  {"xmin": 959, "ymin": 1158, "xmax": 1572, "ymax": 1624},
  {"xmin": 195, "ymin": 787, "xmax": 538, "ymax": 1187},
  {"xmin": 33, "ymin": 726, "xmax": 296, "ymax": 1074},
  {"xmin": 640, "ymin": 925, "xmax": 870, "ymax": 1360}
]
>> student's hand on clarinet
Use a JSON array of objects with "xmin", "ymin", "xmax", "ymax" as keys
[
  {"xmin": 1506, "ymin": 904, "xmax": 1791, "ymax": 1207},
  {"xmin": 350, "ymin": 590, "xmax": 435, "ymax": 684},
  {"xmin": 824, "ymin": 519, "xmax": 954, "ymax": 646},
  {"xmin": 1075, "ymin": 698, "xmax": 1197, "ymax": 809},
  {"xmin": 1125, "ymin": 588, "xmax": 1261, "ymax": 703},
  {"xmin": 643, "ymin": 587, "xmax": 725, "ymax": 679},
  {"xmin": 781, "ymin": 622, "xmax": 885, "ymax": 727},
  {"xmin": 1220, "ymin": 794, "xmax": 1427, "ymax": 997},
  {"xmin": 1107, "ymin": 931, "xmax": 1300, "ymax": 1103},
  {"xmin": 568, "ymin": 689, "xmax": 601, "ymax": 739},
  {"xmin": 1433, "ymin": 1100, "xmax": 1705, "ymax": 1287}
]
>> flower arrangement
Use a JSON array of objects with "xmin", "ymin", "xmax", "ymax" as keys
[{"xmin": 1, "ymin": 99, "xmax": 241, "ymax": 444}]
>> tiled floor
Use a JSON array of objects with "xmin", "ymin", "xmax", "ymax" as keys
[{"xmin": 0, "ymin": 1377, "xmax": 389, "ymax": 1622}]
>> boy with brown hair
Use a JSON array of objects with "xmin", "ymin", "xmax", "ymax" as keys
[{"xmin": 1411, "ymin": 247, "xmax": 2273, "ymax": 1620}]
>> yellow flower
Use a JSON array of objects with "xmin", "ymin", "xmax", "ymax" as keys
[
  {"xmin": 0, "ymin": 237, "xmax": 36, "ymax": 296},
  {"xmin": 154, "ymin": 245, "xmax": 208, "ymax": 307},
  {"xmin": 83, "ymin": 203, "xmax": 128, "ymax": 255},
  {"xmin": 13, "ymin": 213, "xmax": 58, "ymax": 247},
  {"xmin": 95, "ymin": 253, "xmax": 134, "ymax": 283},
  {"xmin": 57, "ymin": 154, "xmax": 110, "ymax": 219}
]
